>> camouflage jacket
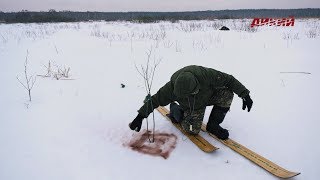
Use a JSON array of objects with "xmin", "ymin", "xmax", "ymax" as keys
[{"xmin": 138, "ymin": 65, "xmax": 250, "ymax": 118}]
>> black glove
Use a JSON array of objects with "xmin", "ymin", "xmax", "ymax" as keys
[
  {"xmin": 242, "ymin": 94, "xmax": 253, "ymax": 112},
  {"xmin": 129, "ymin": 114, "xmax": 144, "ymax": 132},
  {"xmin": 169, "ymin": 102, "xmax": 184, "ymax": 123}
]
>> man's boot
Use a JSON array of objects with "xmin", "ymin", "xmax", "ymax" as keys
[
  {"xmin": 206, "ymin": 106, "xmax": 230, "ymax": 140},
  {"xmin": 169, "ymin": 102, "xmax": 184, "ymax": 123}
]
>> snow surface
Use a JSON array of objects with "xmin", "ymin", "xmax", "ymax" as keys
[{"xmin": 0, "ymin": 19, "xmax": 319, "ymax": 180}]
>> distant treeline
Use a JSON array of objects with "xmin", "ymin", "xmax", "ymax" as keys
[{"xmin": 0, "ymin": 9, "xmax": 320, "ymax": 23}]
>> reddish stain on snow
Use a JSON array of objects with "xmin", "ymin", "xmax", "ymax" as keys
[{"xmin": 124, "ymin": 130, "xmax": 177, "ymax": 159}]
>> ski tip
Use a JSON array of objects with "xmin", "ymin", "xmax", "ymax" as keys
[
  {"xmin": 201, "ymin": 146, "xmax": 219, "ymax": 153},
  {"xmin": 279, "ymin": 172, "xmax": 300, "ymax": 179},
  {"xmin": 288, "ymin": 172, "xmax": 301, "ymax": 178}
]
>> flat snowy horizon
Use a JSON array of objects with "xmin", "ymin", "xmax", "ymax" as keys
[{"xmin": 0, "ymin": 19, "xmax": 319, "ymax": 180}]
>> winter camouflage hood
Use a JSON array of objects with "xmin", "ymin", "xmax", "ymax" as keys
[{"xmin": 173, "ymin": 72, "xmax": 200, "ymax": 98}]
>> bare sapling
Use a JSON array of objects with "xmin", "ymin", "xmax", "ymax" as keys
[
  {"xmin": 17, "ymin": 52, "xmax": 36, "ymax": 101},
  {"xmin": 135, "ymin": 47, "xmax": 162, "ymax": 143},
  {"xmin": 54, "ymin": 44, "xmax": 59, "ymax": 54},
  {"xmin": 44, "ymin": 60, "xmax": 52, "ymax": 77}
]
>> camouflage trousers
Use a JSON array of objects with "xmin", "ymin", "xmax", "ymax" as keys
[{"xmin": 180, "ymin": 88, "xmax": 234, "ymax": 134}]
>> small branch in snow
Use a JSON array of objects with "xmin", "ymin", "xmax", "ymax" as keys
[
  {"xmin": 0, "ymin": 33, "xmax": 7, "ymax": 43},
  {"xmin": 57, "ymin": 78, "xmax": 76, "ymax": 80},
  {"xmin": 281, "ymin": 79, "xmax": 285, "ymax": 87},
  {"xmin": 280, "ymin": 72, "xmax": 311, "ymax": 75},
  {"xmin": 54, "ymin": 44, "xmax": 59, "ymax": 54}
]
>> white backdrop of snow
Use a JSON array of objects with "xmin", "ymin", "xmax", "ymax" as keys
[{"xmin": 0, "ymin": 19, "xmax": 319, "ymax": 180}]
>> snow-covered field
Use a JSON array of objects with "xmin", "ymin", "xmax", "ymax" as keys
[{"xmin": 0, "ymin": 19, "xmax": 319, "ymax": 180}]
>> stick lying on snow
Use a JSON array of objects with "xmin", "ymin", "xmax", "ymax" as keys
[{"xmin": 280, "ymin": 72, "xmax": 311, "ymax": 74}]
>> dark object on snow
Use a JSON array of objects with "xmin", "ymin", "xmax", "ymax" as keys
[
  {"xmin": 121, "ymin": 83, "xmax": 125, "ymax": 88},
  {"xmin": 206, "ymin": 106, "xmax": 230, "ymax": 140},
  {"xmin": 219, "ymin": 26, "xmax": 230, "ymax": 31}
]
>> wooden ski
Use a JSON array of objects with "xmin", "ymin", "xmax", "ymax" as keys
[
  {"xmin": 201, "ymin": 124, "xmax": 300, "ymax": 179},
  {"xmin": 156, "ymin": 106, "xmax": 218, "ymax": 153}
]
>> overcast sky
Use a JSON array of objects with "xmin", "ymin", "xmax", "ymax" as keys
[{"xmin": 1, "ymin": 0, "xmax": 320, "ymax": 12}]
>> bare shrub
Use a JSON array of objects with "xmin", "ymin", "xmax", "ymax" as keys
[
  {"xmin": 207, "ymin": 21, "xmax": 223, "ymax": 30},
  {"xmin": 163, "ymin": 40, "xmax": 173, "ymax": 48},
  {"xmin": 179, "ymin": 21, "xmax": 205, "ymax": 32},
  {"xmin": 57, "ymin": 66, "xmax": 71, "ymax": 79},
  {"xmin": 17, "ymin": 51, "xmax": 36, "ymax": 101},
  {"xmin": 241, "ymin": 23, "xmax": 258, "ymax": 33},
  {"xmin": 306, "ymin": 29, "xmax": 317, "ymax": 38},
  {"xmin": 193, "ymin": 40, "xmax": 208, "ymax": 51},
  {"xmin": 38, "ymin": 60, "xmax": 72, "ymax": 80},
  {"xmin": 282, "ymin": 32, "xmax": 300, "ymax": 40}
]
